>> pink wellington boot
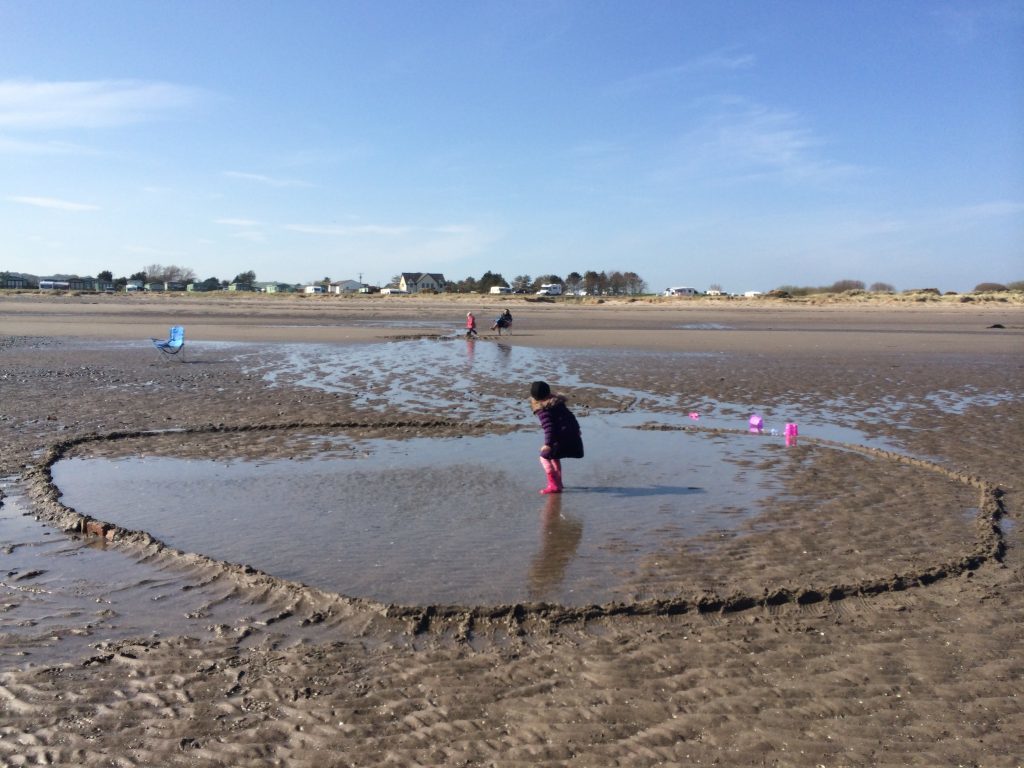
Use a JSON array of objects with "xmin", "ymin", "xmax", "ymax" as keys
[
  {"xmin": 539, "ymin": 457, "xmax": 562, "ymax": 494},
  {"xmin": 551, "ymin": 458, "xmax": 564, "ymax": 491}
]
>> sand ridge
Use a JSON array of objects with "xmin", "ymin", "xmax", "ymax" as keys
[{"xmin": 20, "ymin": 421, "xmax": 1007, "ymax": 625}]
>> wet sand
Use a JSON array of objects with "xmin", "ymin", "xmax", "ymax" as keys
[{"xmin": 1, "ymin": 292, "xmax": 1023, "ymax": 767}]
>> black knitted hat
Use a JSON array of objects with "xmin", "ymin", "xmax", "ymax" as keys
[{"xmin": 530, "ymin": 381, "xmax": 550, "ymax": 399}]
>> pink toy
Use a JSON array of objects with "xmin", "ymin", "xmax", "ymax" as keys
[
  {"xmin": 689, "ymin": 412, "xmax": 700, "ymax": 420},
  {"xmin": 749, "ymin": 414, "xmax": 763, "ymax": 433}
]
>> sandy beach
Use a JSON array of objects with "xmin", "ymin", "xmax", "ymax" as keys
[{"xmin": 1, "ymin": 291, "xmax": 1022, "ymax": 767}]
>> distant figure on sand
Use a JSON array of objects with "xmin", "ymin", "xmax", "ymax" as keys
[
  {"xmin": 529, "ymin": 380, "xmax": 584, "ymax": 494},
  {"xmin": 465, "ymin": 311, "xmax": 478, "ymax": 338},
  {"xmin": 491, "ymin": 308, "xmax": 513, "ymax": 335}
]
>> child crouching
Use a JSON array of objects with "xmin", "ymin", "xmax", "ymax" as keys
[{"xmin": 529, "ymin": 380, "xmax": 584, "ymax": 494}]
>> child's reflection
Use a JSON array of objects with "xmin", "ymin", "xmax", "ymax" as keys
[{"xmin": 528, "ymin": 494, "xmax": 583, "ymax": 600}]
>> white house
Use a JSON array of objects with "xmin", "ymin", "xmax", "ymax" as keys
[
  {"xmin": 663, "ymin": 286, "xmax": 698, "ymax": 297},
  {"xmin": 399, "ymin": 272, "xmax": 447, "ymax": 293}
]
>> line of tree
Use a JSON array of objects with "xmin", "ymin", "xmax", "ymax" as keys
[
  {"xmin": 773, "ymin": 279, "xmax": 896, "ymax": 296},
  {"xmin": 973, "ymin": 281, "xmax": 1024, "ymax": 292},
  {"xmin": 772, "ymin": 280, "xmax": 1024, "ymax": 296},
  {"xmin": 451, "ymin": 270, "xmax": 647, "ymax": 295}
]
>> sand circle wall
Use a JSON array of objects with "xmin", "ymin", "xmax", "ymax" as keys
[{"xmin": 27, "ymin": 420, "xmax": 1005, "ymax": 624}]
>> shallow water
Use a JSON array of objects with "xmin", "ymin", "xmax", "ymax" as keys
[
  {"xmin": 48, "ymin": 336, "xmax": 1016, "ymax": 608},
  {"xmin": 0, "ymin": 478, "xmax": 263, "ymax": 665},
  {"xmin": 53, "ymin": 422, "xmax": 787, "ymax": 606},
  {"xmin": 236, "ymin": 338, "xmax": 889, "ymax": 445}
]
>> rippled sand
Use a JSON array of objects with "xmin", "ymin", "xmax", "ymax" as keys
[{"xmin": 1, "ymin": 292, "xmax": 1022, "ymax": 767}]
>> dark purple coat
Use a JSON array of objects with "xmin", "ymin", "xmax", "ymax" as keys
[{"xmin": 533, "ymin": 394, "xmax": 584, "ymax": 460}]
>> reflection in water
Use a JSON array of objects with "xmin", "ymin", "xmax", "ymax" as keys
[
  {"xmin": 464, "ymin": 338, "xmax": 475, "ymax": 368},
  {"xmin": 496, "ymin": 342, "xmax": 512, "ymax": 366},
  {"xmin": 529, "ymin": 494, "xmax": 583, "ymax": 600}
]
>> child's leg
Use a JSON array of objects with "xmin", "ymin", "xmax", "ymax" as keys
[
  {"xmin": 538, "ymin": 457, "xmax": 561, "ymax": 494},
  {"xmin": 550, "ymin": 458, "xmax": 563, "ymax": 490}
]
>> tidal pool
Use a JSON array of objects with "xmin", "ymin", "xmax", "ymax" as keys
[
  {"xmin": 47, "ymin": 337, "xmax": 1005, "ymax": 608},
  {"xmin": 53, "ymin": 421, "xmax": 789, "ymax": 606}
]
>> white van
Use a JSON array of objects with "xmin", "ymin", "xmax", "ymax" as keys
[
  {"xmin": 489, "ymin": 286, "xmax": 512, "ymax": 294},
  {"xmin": 663, "ymin": 286, "xmax": 698, "ymax": 297},
  {"xmin": 536, "ymin": 283, "xmax": 562, "ymax": 296}
]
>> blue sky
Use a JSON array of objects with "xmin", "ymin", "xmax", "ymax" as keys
[{"xmin": 1, "ymin": 1, "xmax": 1021, "ymax": 293}]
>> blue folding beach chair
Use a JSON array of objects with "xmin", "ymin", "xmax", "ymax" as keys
[{"xmin": 151, "ymin": 325, "xmax": 185, "ymax": 359}]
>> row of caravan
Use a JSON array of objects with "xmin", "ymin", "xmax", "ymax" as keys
[{"xmin": 489, "ymin": 283, "xmax": 562, "ymax": 296}]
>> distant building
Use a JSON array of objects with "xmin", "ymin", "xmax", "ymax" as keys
[
  {"xmin": 228, "ymin": 282, "xmax": 254, "ymax": 292},
  {"xmin": 38, "ymin": 276, "xmax": 114, "ymax": 292},
  {"xmin": 328, "ymin": 279, "xmax": 364, "ymax": 294},
  {"xmin": 2, "ymin": 275, "xmax": 29, "ymax": 289},
  {"xmin": 663, "ymin": 286, "xmax": 698, "ymax": 297},
  {"xmin": 399, "ymin": 272, "xmax": 447, "ymax": 293},
  {"xmin": 303, "ymin": 285, "xmax": 325, "ymax": 294}
]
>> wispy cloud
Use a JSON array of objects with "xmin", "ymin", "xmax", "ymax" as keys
[
  {"xmin": 0, "ymin": 79, "xmax": 205, "ymax": 130},
  {"xmin": 931, "ymin": 3, "xmax": 1024, "ymax": 45},
  {"xmin": 659, "ymin": 100, "xmax": 865, "ymax": 186},
  {"xmin": 285, "ymin": 223, "xmax": 413, "ymax": 237},
  {"xmin": 569, "ymin": 139, "xmax": 626, "ymax": 159},
  {"xmin": 215, "ymin": 217, "xmax": 263, "ymax": 227},
  {"xmin": 223, "ymin": 171, "xmax": 312, "ymax": 188},
  {"xmin": 285, "ymin": 222, "xmax": 479, "ymax": 238},
  {"xmin": 6, "ymin": 195, "xmax": 99, "ymax": 211},
  {"xmin": 715, "ymin": 107, "xmax": 826, "ymax": 176},
  {"xmin": 949, "ymin": 199, "xmax": 1024, "ymax": 221},
  {"xmin": 0, "ymin": 136, "xmax": 88, "ymax": 155},
  {"xmin": 433, "ymin": 224, "xmax": 475, "ymax": 235},
  {"xmin": 609, "ymin": 50, "xmax": 755, "ymax": 95},
  {"xmin": 123, "ymin": 244, "xmax": 182, "ymax": 257},
  {"xmin": 229, "ymin": 230, "xmax": 267, "ymax": 242}
]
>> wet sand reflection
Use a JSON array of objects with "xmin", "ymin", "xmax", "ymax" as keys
[{"xmin": 528, "ymin": 494, "xmax": 583, "ymax": 600}]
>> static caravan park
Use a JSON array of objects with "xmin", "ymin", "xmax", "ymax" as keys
[{"xmin": 663, "ymin": 286, "xmax": 698, "ymax": 297}]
